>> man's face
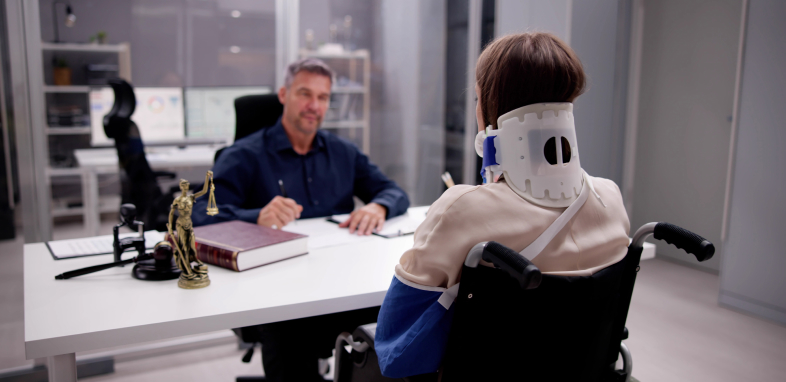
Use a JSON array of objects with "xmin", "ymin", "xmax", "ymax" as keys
[{"xmin": 278, "ymin": 71, "xmax": 331, "ymax": 136}]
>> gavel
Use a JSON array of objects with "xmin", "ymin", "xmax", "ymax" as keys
[{"xmin": 54, "ymin": 241, "xmax": 180, "ymax": 280}]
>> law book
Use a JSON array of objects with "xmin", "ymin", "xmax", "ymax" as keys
[{"xmin": 167, "ymin": 221, "xmax": 308, "ymax": 272}]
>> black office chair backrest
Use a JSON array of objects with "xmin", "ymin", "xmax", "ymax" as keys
[
  {"xmin": 104, "ymin": 78, "xmax": 171, "ymax": 232},
  {"xmin": 103, "ymin": 78, "xmax": 136, "ymax": 139},
  {"xmin": 234, "ymin": 93, "xmax": 284, "ymax": 141}
]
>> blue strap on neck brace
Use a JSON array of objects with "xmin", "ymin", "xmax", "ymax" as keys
[{"xmin": 480, "ymin": 135, "xmax": 498, "ymax": 183}]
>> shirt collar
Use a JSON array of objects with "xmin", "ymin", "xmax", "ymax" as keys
[{"xmin": 266, "ymin": 118, "xmax": 326, "ymax": 154}]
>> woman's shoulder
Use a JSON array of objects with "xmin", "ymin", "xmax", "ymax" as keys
[{"xmin": 426, "ymin": 181, "xmax": 533, "ymax": 223}]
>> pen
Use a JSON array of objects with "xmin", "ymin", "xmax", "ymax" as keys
[{"xmin": 278, "ymin": 179, "xmax": 288, "ymax": 198}]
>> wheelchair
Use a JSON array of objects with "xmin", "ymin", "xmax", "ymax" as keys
[{"xmin": 333, "ymin": 222, "xmax": 715, "ymax": 382}]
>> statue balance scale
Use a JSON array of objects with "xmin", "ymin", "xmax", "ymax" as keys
[{"xmin": 167, "ymin": 170, "xmax": 219, "ymax": 289}]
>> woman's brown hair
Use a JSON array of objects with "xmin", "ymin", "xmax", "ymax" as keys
[{"xmin": 476, "ymin": 32, "xmax": 586, "ymax": 129}]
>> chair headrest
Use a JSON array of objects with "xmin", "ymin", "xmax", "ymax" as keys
[
  {"xmin": 103, "ymin": 78, "xmax": 136, "ymax": 139},
  {"xmin": 234, "ymin": 93, "xmax": 284, "ymax": 141}
]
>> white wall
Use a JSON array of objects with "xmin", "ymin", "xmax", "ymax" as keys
[
  {"xmin": 373, "ymin": 0, "xmax": 446, "ymax": 205},
  {"xmin": 719, "ymin": 0, "xmax": 786, "ymax": 325},
  {"xmin": 631, "ymin": 0, "xmax": 741, "ymax": 272},
  {"xmin": 495, "ymin": 0, "xmax": 571, "ymax": 43},
  {"xmin": 570, "ymin": 0, "xmax": 628, "ymax": 183}
]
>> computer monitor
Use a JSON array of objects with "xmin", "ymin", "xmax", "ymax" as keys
[
  {"xmin": 184, "ymin": 86, "xmax": 272, "ymax": 141},
  {"xmin": 89, "ymin": 87, "xmax": 186, "ymax": 146}
]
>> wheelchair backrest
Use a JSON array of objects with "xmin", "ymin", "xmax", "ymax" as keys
[{"xmin": 440, "ymin": 258, "xmax": 627, "ymax": 382}]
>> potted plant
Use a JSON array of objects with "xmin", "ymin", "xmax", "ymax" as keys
[
  {"xmin": 96, "ymin": 31, "xmax": 107, "ymax": 44},
  {"xmin": 53, "ymin": 58, "xmax": 71, "ymax": 86}
]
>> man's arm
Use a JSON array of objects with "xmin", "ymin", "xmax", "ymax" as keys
[
  {"xmin": 339, "ymin": 149, "xmax": 410, "ymax": 235},
  {"xmin": 352, "ymin": 150, "xmax": 410, "ymax": 218}
]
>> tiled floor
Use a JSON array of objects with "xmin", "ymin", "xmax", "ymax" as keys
[{"xmin": 1, "ymin": 219, "xmax": 785, "ymax": 381}]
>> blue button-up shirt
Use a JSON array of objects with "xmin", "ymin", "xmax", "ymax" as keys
[{"xmin": 193, "ymin": 119, "xmax": 409, "ymax": 226}]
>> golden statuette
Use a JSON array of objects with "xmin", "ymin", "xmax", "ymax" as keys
[{"xmin": 167, "ymin": 170, "xmax": 218, "ymax": 289}]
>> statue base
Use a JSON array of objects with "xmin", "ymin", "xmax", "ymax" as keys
[{"xmin": 178, "ymin": 275, "xmax": 210, "ymax": 289}]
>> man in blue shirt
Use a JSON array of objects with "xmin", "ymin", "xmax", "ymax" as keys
[
  {"xmin": 193, "ymin": 61, "xmax": 408, "ymax": 234},
  {"xmin": 194, "ymin": 58, "xmax": 409, "ymax": 381}
]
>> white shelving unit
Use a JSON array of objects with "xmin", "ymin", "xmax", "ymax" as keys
[
  {"xmin": 40, "ymin": 42, "xmax": 131, "ymax": 219},
  {"xmin": 300, "ymin": 49, "xmax": 371, "ymax": 154}
]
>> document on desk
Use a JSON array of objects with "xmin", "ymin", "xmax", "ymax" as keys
[
  {"xmin": 282, "ymin": 219, "xmax": 375, "ymax": 250},
  {"xmin": 46, "ymin": 231, "xmax": 165, "ymax": 259},
  {"xmin": 328, "ymin": 207, "xmax": 428, "ymax": 238}
]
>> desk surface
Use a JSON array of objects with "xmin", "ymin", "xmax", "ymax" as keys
[
  {"xmin": 74, "ymin": 145, "xmax": 222, "ymax": 169},
  {"xmin": 24, "ymin": 210, "xmax": 423, "ymax": 359}
]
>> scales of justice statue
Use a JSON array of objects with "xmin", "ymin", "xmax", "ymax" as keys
[{"xmin": 167, "ymin": 170, "xmax": 218, "ymax": 289}]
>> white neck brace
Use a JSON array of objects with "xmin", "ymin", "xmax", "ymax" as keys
[{"xmin": 481, "ymin": 102, "xmax": 583, "ymax": 208}]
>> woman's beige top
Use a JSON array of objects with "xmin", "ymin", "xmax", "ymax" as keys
[{"xmin": 396, "ymin": 176, "xmax": 630, "ymax": 289}]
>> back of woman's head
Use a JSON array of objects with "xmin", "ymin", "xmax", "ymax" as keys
[{"xmin": 476, "ymin": 32, "xmax": 586, "ymax": 129}]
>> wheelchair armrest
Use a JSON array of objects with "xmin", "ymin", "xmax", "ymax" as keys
[
  {"xmin": 355, "ymin": 323, "xmax": 377, "ymax": 344},
  {"xmin": 153, "ymin": 171, "xmax": 177, "ymax": 180},
  {"xmin": 468, "ymin": 241, "xmax": 541, "ymax": 290}
]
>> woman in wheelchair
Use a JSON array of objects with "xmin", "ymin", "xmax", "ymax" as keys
[{"xmin": 375, "ymin": 32, "xmax": 631, "ymax": 378}]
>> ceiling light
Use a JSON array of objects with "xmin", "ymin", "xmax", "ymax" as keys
[
  {"xmin": 230, "ymin": 46, "xmax": 241, "ymax": 54},
  {"xmin": 231, "ymin": 10, "xmax": 241, "ymax": 18}
]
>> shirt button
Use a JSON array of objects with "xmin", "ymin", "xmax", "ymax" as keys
[
  {"xmin": 314, "ymin": 200, "xmax": 319, "ymax": 205},
  {"xmin": 308, "ymin": 177, "xmax": 312, "ymax": 183}
]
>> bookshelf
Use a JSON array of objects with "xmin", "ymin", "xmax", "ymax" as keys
[
  {"xmin": 300, "ymin": 49, "xmax": 370, "ymax": 154},
  {"xmin": 40, "ymin": 42, "xmax": 131, "ymax": 219}
]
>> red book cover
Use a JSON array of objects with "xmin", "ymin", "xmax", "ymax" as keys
[{"xmin": 167, "ymin": 221, "xmax": 308, "ymax": 271}]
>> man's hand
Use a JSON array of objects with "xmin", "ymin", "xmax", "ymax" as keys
[
  {"xmin": 257, "ymin": 196, "xmax": 303, "ymax": 229},
  {"xmin": 339, "ymin": 203, "xmax": 387, "ymax": 235}
]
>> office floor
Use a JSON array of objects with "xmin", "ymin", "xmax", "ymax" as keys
[{"xmin": 1, "ymin": 219, "xmax": 785, "ymax": 381}]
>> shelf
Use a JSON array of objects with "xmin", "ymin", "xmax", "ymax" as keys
[
  {"xmin": 41, "ymin": 42, "xmax": 127, "ymax": 53},
  {"xmin": 47, "ymin": 167, "xmax": 83, "ymax": 176},
  {"xmin": 47, "ymin": 127, "xmax": 91, "ymax": 135},
  {"xmin": 300, "ymin": 49, "xmax": 369, "ymax": 59},
  {"xmin": 332, "ymin": 87, "xmax": 365, "ymax": 94},
  {"xmin": 43, "ymin": 85, "xmax": 90, "ymax": 93},
  {"xmin": 52, "ymin": 205, "xmax": 83, "ymax": 217},
  {"xmin": 321, "ymin": 120, "xmax": 366, "ymax": 129}
]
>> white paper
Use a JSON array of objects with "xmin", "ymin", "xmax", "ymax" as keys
[
  {"xmin": 47, "ymin": 231, "xmax": 166, "ymax": 259},
  {"xmin": 282, "ymin": 219, "xmax": 375, "ymax": 250},
  {"xmin": 329, "ymin": 206, "xmax": 428, "ymax": 238}
]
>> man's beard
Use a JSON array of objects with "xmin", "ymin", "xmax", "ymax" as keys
[{"xmin": 294, "ymin": 112, "xmax": 322, "ymax": 134}]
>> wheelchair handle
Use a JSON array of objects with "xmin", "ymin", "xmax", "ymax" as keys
[
  {"xmin": 466, "ymin": 241, "xmax": 542, "ymax": 289},
  {"xmin": 631, "ymin": 222, "xmax": 715, "ymax": 262}
]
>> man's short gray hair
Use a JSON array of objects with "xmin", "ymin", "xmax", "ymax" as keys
[{"xmin": 284, "ymin": 58, "xmax": 335, "ymax": 88}]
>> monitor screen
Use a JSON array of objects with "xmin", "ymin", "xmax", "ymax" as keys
[
  {"xmin": 184, "ymin": 86, "xmax": 272, "ymax": 141},
  {"xmin": 90, "ymin": 87, "xmax": 186, "ymax": 146}
]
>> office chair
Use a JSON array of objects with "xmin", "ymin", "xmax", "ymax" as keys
[
  {"xmin": 214, "ymin": 93, "xmax": 284, "ymax": 164},
  {"xmin": 234, "ymin": 93, "xmax": 284, "ymax": 141},
  {"xmin": 333, "ymin": 222, "xmax": 715, "ymax": 382},
  {"xmin": 103, "ymin": 78, "xmax": 176, "ymax": 232},
  {"xmin": 230, "ymin": 94, "xmax": 288, "ymax": 382}
]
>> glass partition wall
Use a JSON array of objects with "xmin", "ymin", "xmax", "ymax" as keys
[
  {"xmin": 300, "ymin": 0, "xmax": 448, "ymax": 206},
  {"xmin": 24, "ymin": 0, "xmax": 480, "ymax": 239}
]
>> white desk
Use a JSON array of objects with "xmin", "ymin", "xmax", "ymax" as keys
[
  {"xmin": 74, "ymin": 145, "xmax": 223, "ymax": 236},
  {"xmin": 24, "ymin": 208, "xmax": 424, "ymax": 381}
]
